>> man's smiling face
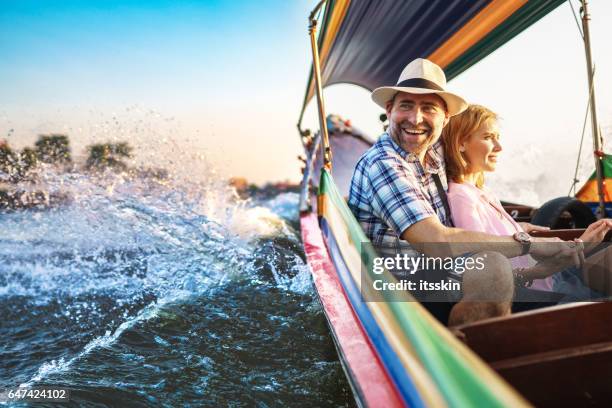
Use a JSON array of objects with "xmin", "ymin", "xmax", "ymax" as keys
[{"xmin": 386, "ymin": 92, "xmax": 449, "ymax": 155}]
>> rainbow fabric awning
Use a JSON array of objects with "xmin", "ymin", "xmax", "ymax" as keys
[
  {"xmin": 576, "ymin": 154, "xmax": 612, "ymax": 203},
  {"xmin": 300, "ymin": 0, "xmax": 565, "ymax": 119}
]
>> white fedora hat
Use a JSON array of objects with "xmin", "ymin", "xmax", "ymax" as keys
[{"xmin": 371, "ymin": 58, "xmax": 468, "ymax": 116}]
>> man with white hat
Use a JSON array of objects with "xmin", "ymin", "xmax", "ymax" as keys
[{"xmin": 349, "ymin": 58, "xmax": 581, "ymax": 325}]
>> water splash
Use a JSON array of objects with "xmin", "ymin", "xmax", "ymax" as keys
[
  {"xmin": 0, "ymin": 160, "xmax": 315, "ymax": 389},
  {"xmin": 1, "ymin": 109, "xmax": 351, "ymax": 406}
]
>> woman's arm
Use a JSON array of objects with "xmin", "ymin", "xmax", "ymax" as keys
[{"xmin": 518, "ymin": 222, "xmax": 550, "ymax": 234}]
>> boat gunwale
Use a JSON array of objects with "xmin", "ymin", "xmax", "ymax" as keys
[{"xmin": 300, "ymin": 212, "xmax": 406, "ymax": 408}]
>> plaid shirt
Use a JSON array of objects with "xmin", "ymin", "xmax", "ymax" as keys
[{"xmin": 348, "ymin": 133, "xmax": 450, "ymax": 254}]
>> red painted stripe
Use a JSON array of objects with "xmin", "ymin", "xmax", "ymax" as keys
[{"xmin": 300, "ymin": 212, "xmax": 405, "ymax": 407}]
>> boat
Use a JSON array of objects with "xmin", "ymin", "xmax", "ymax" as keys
[{"xmin": 296, "ymin": 1, "xmax": 612, "ymax": 406}]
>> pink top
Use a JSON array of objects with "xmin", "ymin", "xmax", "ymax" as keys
[{"xmin": 447, "ymin": 182, "xmax": 553, "ymax": 291}]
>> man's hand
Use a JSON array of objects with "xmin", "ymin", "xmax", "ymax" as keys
[
  {"xmin": 518, "ymin": 222, "xmax": 550, "ymax": 234},
  {"xmin": 521, "ymin": 256, "xmax": 570, "ymax": 280},
  {"xmin": 579, "ymin": 219, "xmax": 612, "ymax": 250},
  {"xmin": 530, "ymin": 236, "xmax": 584, "ymax": 268}
]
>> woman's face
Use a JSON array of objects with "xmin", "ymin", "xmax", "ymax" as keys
[{"xmin": 461, "ymin": 119, "xmax": 502, "ymax": 173}]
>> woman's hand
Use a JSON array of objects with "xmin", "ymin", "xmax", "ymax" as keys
[
  {"xmin": 579, "ymin": 219, "xmax": 612, "ymax": 246},
  {"xmin": 518, "ymin": 222, "xmax": 550, "ymax": 234},
  {"xmin": 520, "ymin": 257, "xmax": 570, "ymax": 280},
  {"xmin": 529, "ymin": 236, "xmax": 585, "ymax": 269}
]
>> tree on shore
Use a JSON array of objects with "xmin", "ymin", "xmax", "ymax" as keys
[
  {"xmin": 0, "ymin": 142, "xmax": 19, "ymax": 182},
  {"xmin": 18, "ymin": 147, "xmax": 39, "ymax": 178},
  {"xmin": 35, "ymin": 134, "xmax": 72, "ymax": 165},
  {"xmin": 0, "ymin": 142, "xmax": 42, "ymax": 183},
  {"xmin": 85, "ymin": 142, "xmax": 133, "ymax": 171}
]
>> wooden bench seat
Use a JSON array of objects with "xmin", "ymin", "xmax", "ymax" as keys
[{"xmin": 456, "ymin": 302, "xmax": 612, "ymax": 407}]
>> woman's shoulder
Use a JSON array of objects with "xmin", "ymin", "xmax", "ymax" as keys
[{"xmin": 447, "ymin": 182, "xmax": 483, "ymax": 201}]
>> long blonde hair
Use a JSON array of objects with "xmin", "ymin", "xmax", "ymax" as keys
[{"xmin": 442, "ymin": 104, "xmax": 498, "ymax": 189}]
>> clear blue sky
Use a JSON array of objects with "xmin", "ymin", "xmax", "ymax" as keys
[
  {"xmin": 2, "ymin": 1, "xmax": 612, "ymax": 197},
  {"xmin": 1, "ymin": 0, "xmax": 312, "ymax": 183},
  {"xmin": 1, "ymin": 0, "xmax": 309, "ymax": 107}
]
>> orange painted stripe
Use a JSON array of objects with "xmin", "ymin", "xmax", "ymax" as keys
[{"xmin": 428, "ymin": 0, "xmax": 528, "ymax": 68}]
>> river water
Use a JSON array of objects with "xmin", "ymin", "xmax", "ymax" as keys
[{"xmin": 0, "ymin": 168, "xmax": 354, "ymax": 407}]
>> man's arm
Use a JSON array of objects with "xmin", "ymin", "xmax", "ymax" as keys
[
  {"xmin": 401, "ymin": 216, "xmax": 523, "ymax": 257},
  {"xmin": 362, "ymin": 155, "xmax": 580, "ymax": 262},
  {"xmin": 401, "ymin": 216, "xmax": 578, "ymax": 262}
]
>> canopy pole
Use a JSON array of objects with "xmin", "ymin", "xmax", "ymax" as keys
[
  {"xmin": 308, "ymin": 1, "xmax": 332, "ymax": 170},
  {"xmin": 580, "ymin": 0, "xmax": 605, "ymax": 218}
]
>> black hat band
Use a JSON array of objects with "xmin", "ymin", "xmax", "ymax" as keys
[{"xmin": 395, "ymin": 78, "xmax": 444, "ymax": 91}]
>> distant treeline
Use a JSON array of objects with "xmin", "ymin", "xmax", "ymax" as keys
[
  {"xmin": 229, "ymin": 177, "xmax": 299, "ymax": 200},
  {"xmin": 0, "ymin": 134, "xmax": 133, "ymax": 183}
]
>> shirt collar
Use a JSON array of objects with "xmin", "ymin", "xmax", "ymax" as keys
[
  {"xmin": 451, "ymin": 181, "xmax": 491, "ymax": 201},
  {"xmin": 382, "ymin": 132, "xmax": 444, "ymax": 172}
]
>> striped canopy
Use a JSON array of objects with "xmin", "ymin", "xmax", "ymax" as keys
[{"xmin": 300, "ymin": 0, "xmax": 565, "ymax": 121}]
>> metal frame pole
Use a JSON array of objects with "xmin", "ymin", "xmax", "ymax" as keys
[
  {"xmin": 308, "ymin": 3, "xmax": 332, "ymax": 170},
  {"xmin": 580, "ymin": 0, "xmax": 606, "ymax": 217}
]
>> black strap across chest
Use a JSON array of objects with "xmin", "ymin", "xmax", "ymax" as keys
[{"xmin": 432, "ymin": 173, "xmax": 454, "ymax": 227}]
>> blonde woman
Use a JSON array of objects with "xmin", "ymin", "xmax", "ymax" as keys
[{"xmin": 442, "ymin": 104, "xmax": 612, "ymax": 297}]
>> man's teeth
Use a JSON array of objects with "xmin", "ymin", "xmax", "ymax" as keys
[{"xmin": 402, "ymin": 128, "xmax": 426, "ymax": 135}]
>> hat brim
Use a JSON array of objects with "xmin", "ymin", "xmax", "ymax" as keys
[{"xmin": 371, "ymin": 86, "xmax": 468, "ymax": 116}]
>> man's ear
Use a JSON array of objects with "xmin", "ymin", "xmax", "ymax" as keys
[
  {"xmin": 442, "ymin": 112, "xmax": 450, "ymax": 127},
  {"xmin": 385, "ymin": 100, "xmax": 393, "ymax": 117}
]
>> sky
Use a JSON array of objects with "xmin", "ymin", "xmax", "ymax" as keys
[{"xmin": 1, "ymin": 0, "xmax": 611, "ymax": 203}]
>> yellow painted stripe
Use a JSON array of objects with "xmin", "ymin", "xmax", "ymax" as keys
[
  {"xmin": 306, "ymin": 0, "xmax": 352, "ymax": 103},
  {"xmin": 428, "ymin": 0, "xmax": 527, "ymax": 68}
]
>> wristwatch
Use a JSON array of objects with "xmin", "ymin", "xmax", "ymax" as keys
[{"xmin": 513, "ymin": 231, "xmax": 531, "ymax": 256}]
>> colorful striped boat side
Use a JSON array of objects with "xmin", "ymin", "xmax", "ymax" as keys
[{"xmin": 318, "ymin": 169, "xmax": 531, "ymax": 407}]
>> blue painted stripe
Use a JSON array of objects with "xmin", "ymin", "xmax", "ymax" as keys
[{"xmin": 320, "ymin": 217, "xmax": 426, "ymax": 408}]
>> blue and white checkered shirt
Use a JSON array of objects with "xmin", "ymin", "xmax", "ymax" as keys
[{"xmin": 348, "ymin": 133, "xmax": 450, "ymax": 254}]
